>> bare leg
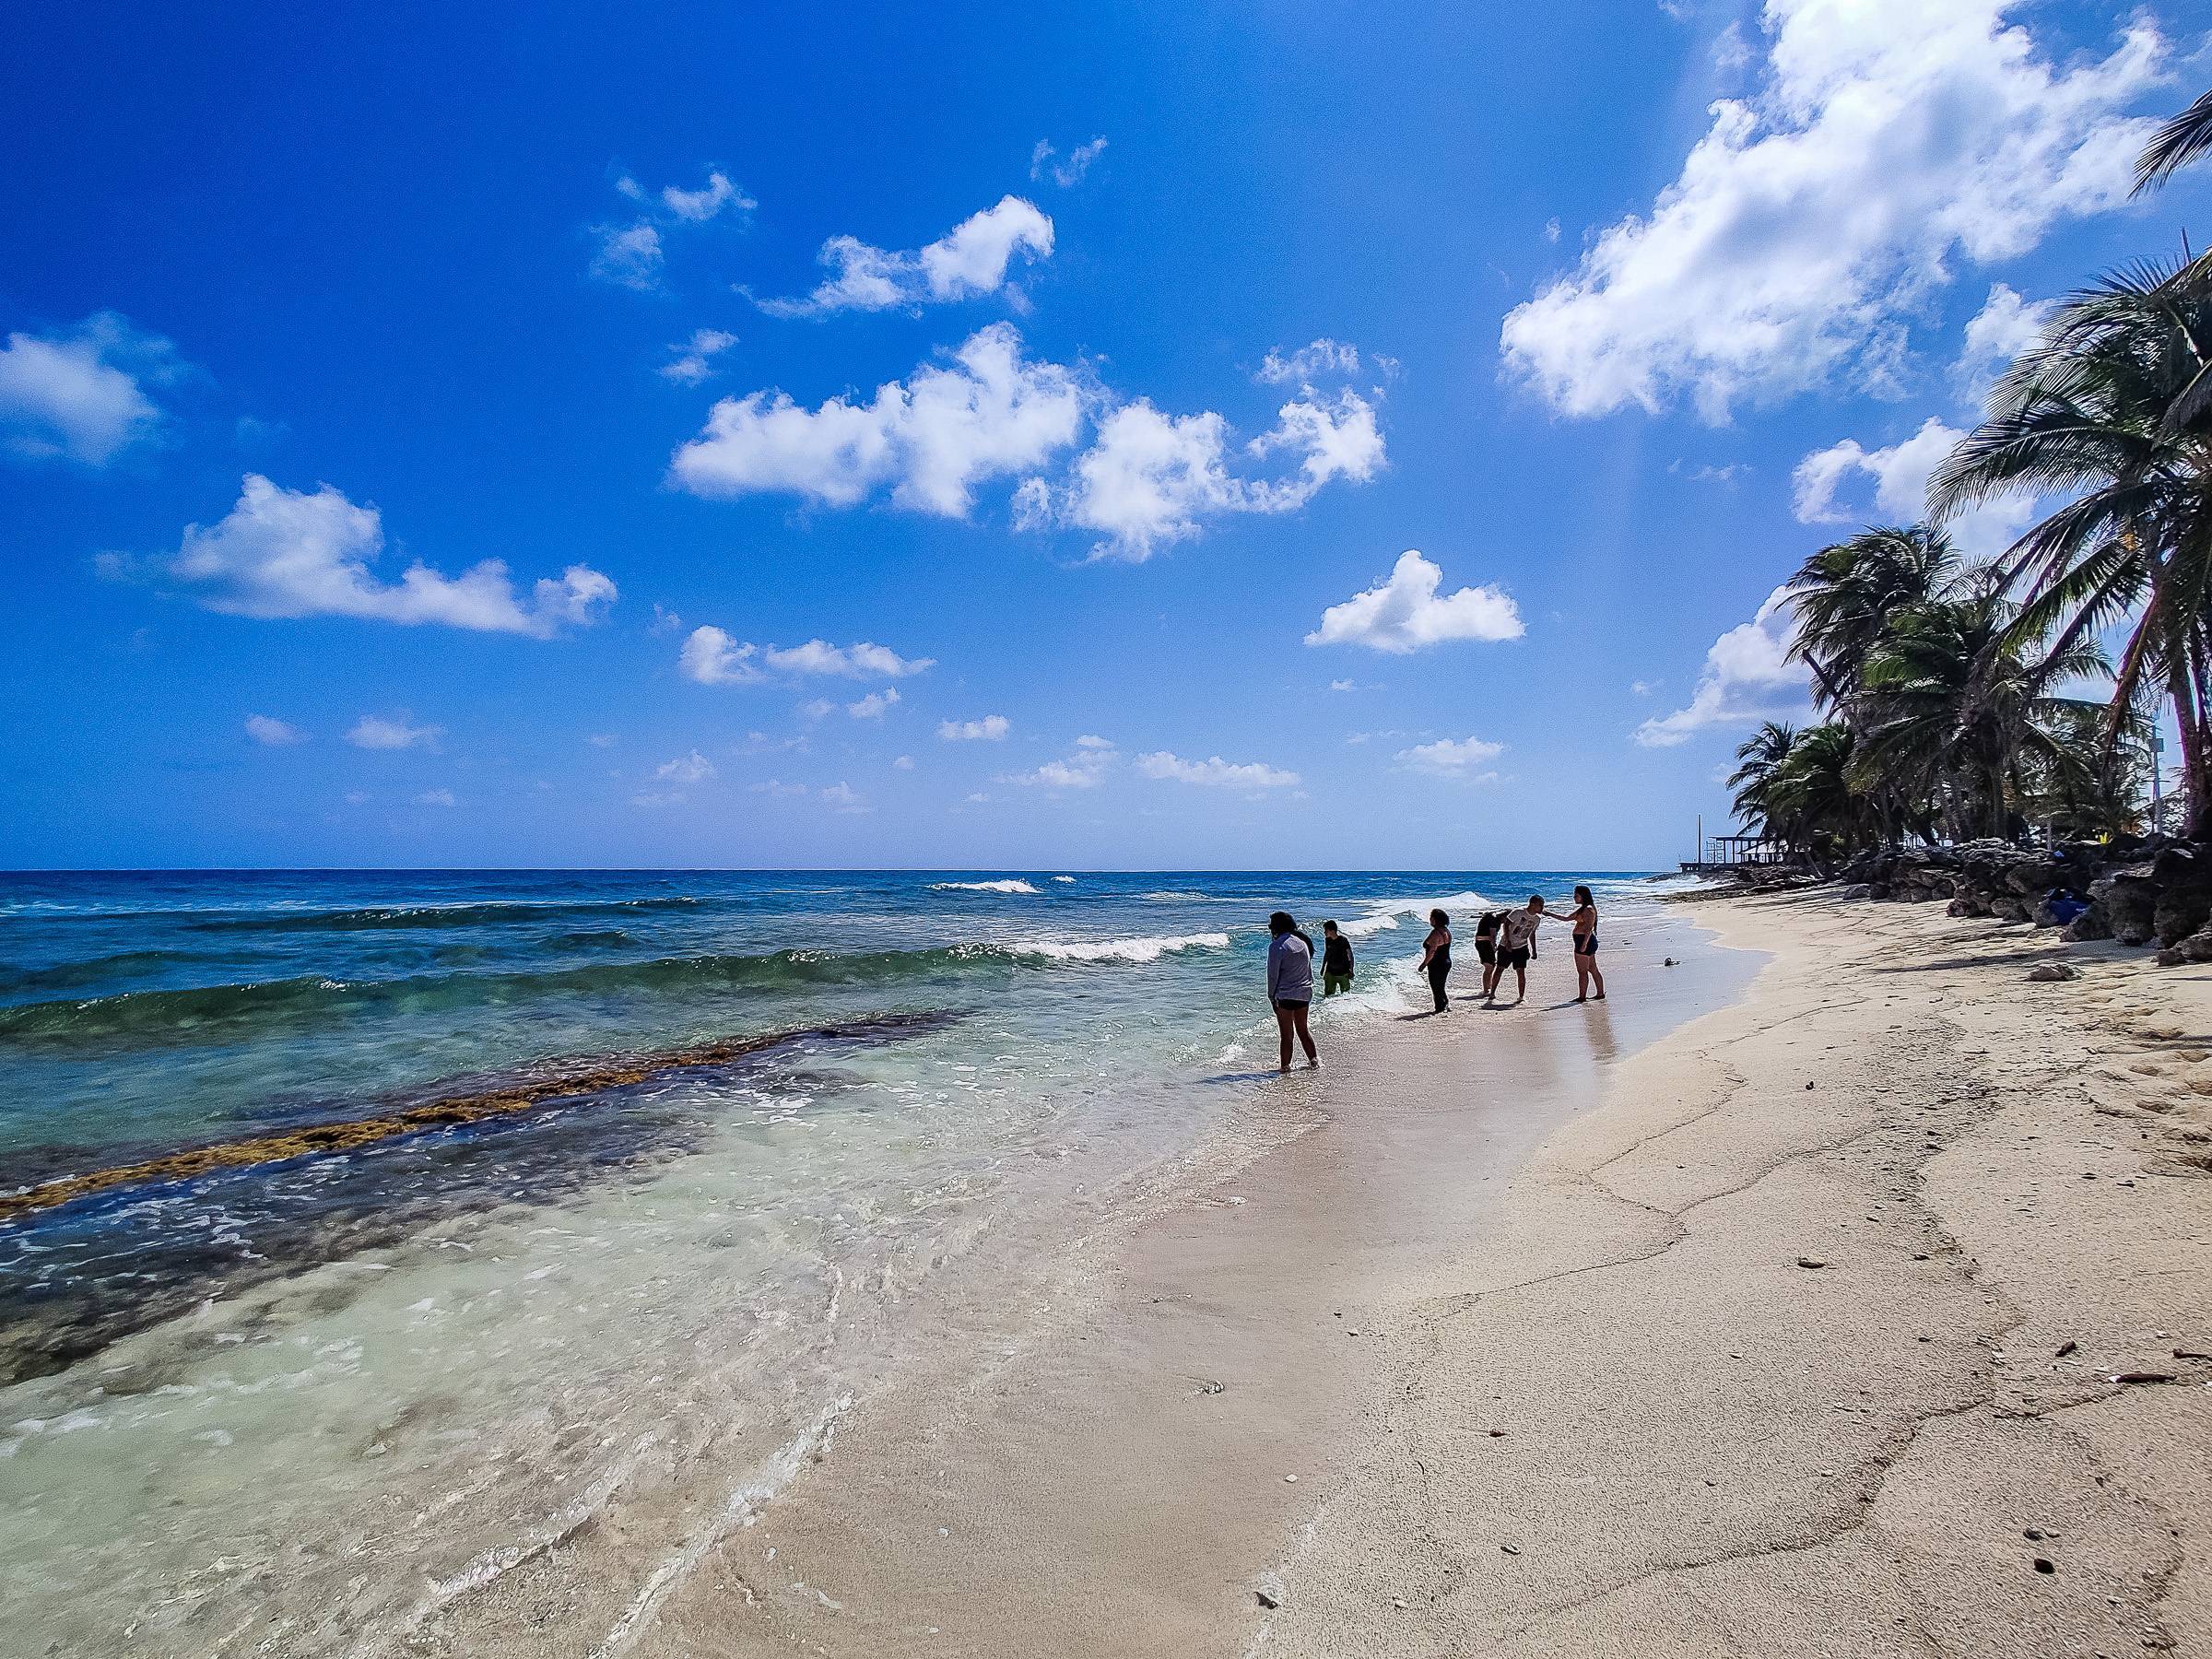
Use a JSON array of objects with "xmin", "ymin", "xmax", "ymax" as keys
[
  {"xmin": 1276, "ymin": 1006, "xmax": 1295, "ymax": 1073},
  {"xmin": 1512, "ymin": 962, "xmax": 1526, "ymax": 1005},
  {"xmin": 1573, "ymin": 955, "xmax": 1590, "ymax": 1002},
  {"xmin": 1593, "ymin": 961, "xmax": 1606, "ymax": 1000},
  {"xmin": 1294, "ymin": 1003, "xmax": 1318, "ymax": 1065}
]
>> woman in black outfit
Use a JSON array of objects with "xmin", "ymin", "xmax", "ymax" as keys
[{"xmin": 1417, "ymin": 907, "xmax": 1452, "ymax": 1013}]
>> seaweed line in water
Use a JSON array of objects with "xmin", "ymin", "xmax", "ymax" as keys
[{"xmin": 0, "ymin": 1009, "xmax": 960, "ymax": 1225}]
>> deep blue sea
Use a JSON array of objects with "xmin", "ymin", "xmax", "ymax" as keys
[{"xmin": 0, "ymin": 867, "xmax": 1671, "ymax": 1651}]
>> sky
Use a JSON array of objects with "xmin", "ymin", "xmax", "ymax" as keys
[{"xmin": 4, "ymin": 0, "xmax": 2209, "ymax": 871}]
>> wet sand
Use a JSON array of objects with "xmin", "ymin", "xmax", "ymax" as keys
[
  {"xmin": 589, "ymin": 909, "xmax": 1759, "ymax": 1655},
  {"xmin": 587, "ymin": 889, "xmax": 2211, "ymax": 1657}
]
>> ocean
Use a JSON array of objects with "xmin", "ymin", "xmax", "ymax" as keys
[{"xmin": 0, "ymin": 867, "xmax": 1675, "ymax": 1652}]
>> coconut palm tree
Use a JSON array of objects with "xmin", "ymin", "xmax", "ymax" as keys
[
  {"xmin": 1727, "ymin": 721, "xmax": 1797, "ymax": 847},
  {"xmin": 2135, "ymin": 88, "xmax": 2212, "ymax": 195},
  {"xmin": 1852, "ymin": 584, "xmax": 2112, "ymax": 843},
  {"xmin": 1928, "ymin": 252, "xmax": 2212, "ymax": 833},
  {"xmin": 1783, "ymin": 525, "xmax": 1958, "ymax": 718},
  {"xmin": 2022, "ymin": 702, "xmax": 2152, "ymax": 841},
  {"xmin": 1763, "ymin": 724, "xmax": 1873, "ymax": 865}
]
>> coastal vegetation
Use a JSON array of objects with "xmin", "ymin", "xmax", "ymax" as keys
[{"xmin": 1733, "ymin": 92, "xmax": 2212, "ymax": 860}]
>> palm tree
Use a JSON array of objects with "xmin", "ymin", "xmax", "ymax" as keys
[
  {"xmin": 2136, "ymin": 88, "xmax": 2212, "ymax": 195},
  {"xmin": 1852, "ymin": 584, "xmax": 2112, "ymax": 842},
  {"xmin": 1928, "ymin": 253, "xmax": 2212, "ymax": 833},
  {"xmin": 1784, "ymin": 526, "xmax": 1958, "ymax": 718},
  {"xmin": 1728, "ymin": 721, "xmax": 1797, "ymax": 848},
  {"xmin": 1763, "ymin": 724, "xmax": 1873, "ymax": 865},
  {"xmin": 2023, "ymin": 702, "xmax": 2151, "ymax": 841}
]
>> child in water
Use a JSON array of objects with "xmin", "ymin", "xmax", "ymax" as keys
[{"xmin": 1321, "ymin": 920, "xmax": 1355, "ymax": 995}]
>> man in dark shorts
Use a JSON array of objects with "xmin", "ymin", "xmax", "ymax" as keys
[
  {"xmin": 1493, "ymin": 895, "xmax": 1547, "ymax": 1005},
  {"xmin": 1320, "ymin": 919, "xmax": 1355, "ymax": 995}
]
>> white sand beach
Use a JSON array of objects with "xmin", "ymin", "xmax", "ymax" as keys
[{"xmin": 571, "ymin": 888, "xmax": 2212, "ymax": 1658}]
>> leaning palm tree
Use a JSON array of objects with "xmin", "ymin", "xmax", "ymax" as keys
[
  {"xmin": 2135, "ymin": 88, "xmax": 2212, "ymax": 195},
  {"xmin": 1852, "ymin": 584, "xmax": 2112, "ymax": 843},
  {"xmin": 1727, "ymin": 720, "xmax": 1797, "ymax": 845},
  {"xmin": 1784, "ymin": 525, "xmax": 1958, "ymax": 718},
  {"xmin": 1928, "ymin": 252, "xmax": 2212, "ymax": 833}
]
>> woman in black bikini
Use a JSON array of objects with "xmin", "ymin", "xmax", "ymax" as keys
[
  {"xmin": 1569, "ymin": 884, "xmax": 1606, "ymax": 1003},
  {"xmin": 1418, "ymin": 908, "xmax": 1452, "ymax": 1013}
]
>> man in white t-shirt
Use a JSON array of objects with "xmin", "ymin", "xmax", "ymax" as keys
[{"xmin": 1492, "ymin": 894, "xmax": 1548, "ymax": 1006}]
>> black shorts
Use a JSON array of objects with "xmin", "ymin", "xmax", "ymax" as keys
[
  {"xmin": 1501, "ymin": 947, "xmax": 1530, "ymax": 971},
  {"xmin": 1475, "ymin": 939, "xmax": 1496, "ymax": 965},
  {"xmin": 1274, "ymin": 998, "xmax": 1309, "ymax": 1011},
  {"xmin": 1575, "ymin": 934, "xmax": 1599, "ymax": 957}
]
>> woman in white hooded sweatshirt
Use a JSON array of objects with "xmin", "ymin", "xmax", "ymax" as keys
[{"xmin": 1266, "ymin": 910, "xmax": 1319, "ymax": 1073}]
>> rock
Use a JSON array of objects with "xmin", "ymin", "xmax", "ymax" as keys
[
  {"xmin": 1500, "ymin": 1543, "xmax": 1521, "ymax": 1557},
  {"xmin": 2062, "ymin": 907, "xmax": 2114, "ymax": 943},
  {"xmin": 2154, "ymin": 884, "xmax": 2212, "ymax": 947},
  {"xmin": 2026, "ymin": 1527, "xmax": 2046, "ymax": 1540},
  {"xmin": 2157, "ymin": 947, "xmax": 2186, "ymax": 967},
  {"xmin": 2026, "ymin": 962, "xmax": 2080, "ymax": 982},
  {"xmin": 2033, "ymin": 1557, "xmax": 2056, "ymax": 1574},
  {"xmin": 1255, "ymin": 1588, "xmax": 1280, "ymax": 1609},
  {"xmin": 1796, "ymin": 1256, "xmax": 1829, "ymax": 1269},
  {"xmin": 2171, "ymin": 924, "xmax": 2212, "ymax": 964},
  {"xmin": 2056, "ymin": 1340, "xmax": 2077, "ymax": 1358},
  {"xmin": 1840, "ymin": 884, "xmax": 1872, "ymax": 900},
  {"xmin": 2109, "ymin": 1371, "xmax": 2176, "ymax": 1384}
]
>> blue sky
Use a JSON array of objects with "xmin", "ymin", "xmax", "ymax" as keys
[{"xmin": 4, "ymin": 0, "xmax": 2207, "ymax": 870}]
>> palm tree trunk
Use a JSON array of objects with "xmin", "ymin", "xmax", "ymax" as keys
[{"xmin": 2167, "ymin": 653, "xmax": 2207, "ymax": 837}]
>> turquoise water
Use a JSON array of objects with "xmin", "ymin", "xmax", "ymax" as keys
[{"xmin": 0, "ymin": 868, "xmax": 1665, "ymax": 1653}]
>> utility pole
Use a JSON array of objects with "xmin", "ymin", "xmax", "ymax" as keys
[{"xmin": 1696, "ymin": 812, "xmax": 1702, "ymax": 868}]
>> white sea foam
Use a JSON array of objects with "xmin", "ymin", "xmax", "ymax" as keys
[
  {"xmin": 1051, "ymin": 875, "xmax": 1076, "ymax": 883},
  {"xmin": 1140, "ymin": 889, "xmax": 1213, "ymax": 901},
  {"xmin": 1009, "ymin": 932, "xmax": 1230, "ymax": 964},
  {"xmin": 928, "ymin": 879, "xmax": 1041, "ymax": 895}
]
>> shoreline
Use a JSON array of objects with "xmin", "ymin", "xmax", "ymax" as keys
[
  {"xmin": 558, "ymin": 902, "xmax": 1761, "ymax": 1655},
  {"xmin": 604, "ymin": 886, "xmax": 2208, "ymax": 1656}
]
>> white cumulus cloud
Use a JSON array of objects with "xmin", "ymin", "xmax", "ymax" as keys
[
  {"xmin": 656, "ymin": 749, "xmax": 715, "ymax": 784},
  {"xmin": 591, "ymin": 169, "xmax": 753, "ymax": 291},
  {"xmin": 1953, "ymin": 281, "xmax": 2054, "ymax": 404},
  {"xmin": 347, "ymin": 713, "xmax": 441, "ymax": 750},
  {"xmin": 846, "ymin": 688, "xmax": 900, "ymax": 719},
  {"xmin": 168, "ymin": 476, "xmax": 615, "ymax": 635},
  {"xmin": 1305, "ymin": 550, "xmax": 1524, "ymax": 653},
  {"xmin": 1254, "ymin": 338, "xmax": 1363, "ymax": 385},
  {"xmin": 660, "ymin": 328, "xmax": 738, "ymax": 385},
  {"xmin": 1135, "ymin": 751, "xmax": 1299, "ymax": 789},
  {"xmin": 1030, "ymin": 136, "xmax": 1108, "ymax": 188},
  {"xmin": 759, "ymin": 195, "xmax": 1053, "ymax": 317},
  {"xmin": 1500, "ymin": 0, "xmax": 2164, "ymax": 419},
  {"xmin": 1023, "ymin": 387, "xmax": 1384, "ymax": 560},
  {"xmin": 680, "ymin": 626, "xmax": 932, "ymax": 687},
  {"xmin": 1014, "ymin": 737, "xmax": 1117, "ymax": 789},
  {"xmin": 1635, "ymin": 587, "xmax": 1811, "ymax": 747},
  {"xmin": 0, "ymin": 312, "xmax": 181, "ymax": 466},
  {"xmin": 1792, "ymin": 416, "xmax": 2037, "ymax": 559},
  {"xmin": 1394, "ymin": 735, "xmax": 1506, "ymax": 780},
  {"xmin": 244, "ymin": 714, "xmax": 307, "ymax": 747},
  {"xmin": 939, "ymin": 715, "xmax": 1011, "ymax": 742},
  {"xmin": 670, "ymin": 323, "xmax": 1085, "ymax": 516}
]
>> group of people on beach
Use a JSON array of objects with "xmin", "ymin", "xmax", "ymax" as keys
[{"xmin": 1265, "ymin": 888, "xmax": 1606, "ymax": 1072}]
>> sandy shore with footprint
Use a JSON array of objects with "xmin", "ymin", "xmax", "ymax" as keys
[{"xmin": 615, "ymin": 887, "xmax": 2211, "ymax": 1657}]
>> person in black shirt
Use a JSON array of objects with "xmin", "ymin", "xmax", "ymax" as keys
[{"xmin": 1320, "ymin": 919, "xmax": 1355, "ymax": 995}]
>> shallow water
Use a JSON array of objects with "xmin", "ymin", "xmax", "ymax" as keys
[{"xmin": 0, "ymin": 869, "xmax": 1672, "ymax": 1653}]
